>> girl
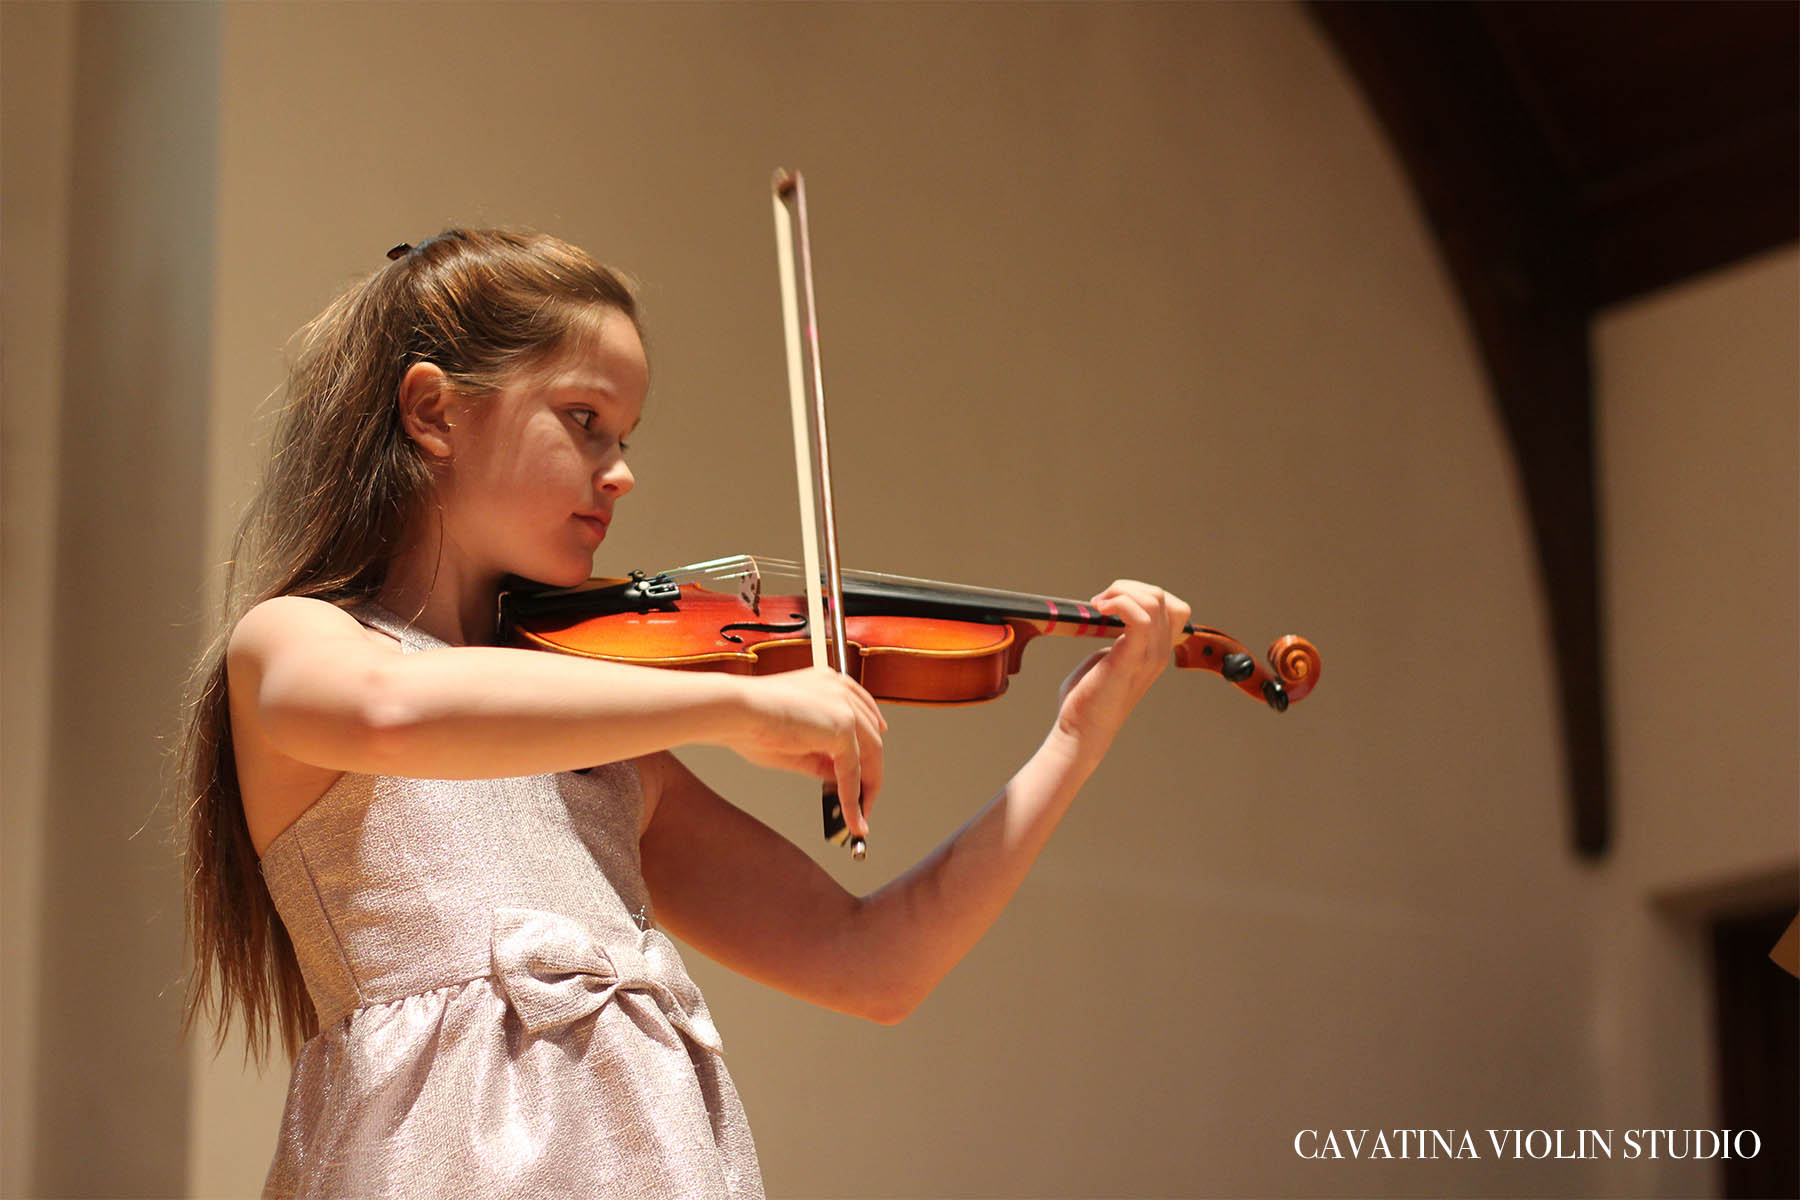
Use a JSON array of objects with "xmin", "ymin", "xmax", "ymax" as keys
[{"xmin": 179, "ymin": 228, "xmax": 1190, "ymax": 1198}]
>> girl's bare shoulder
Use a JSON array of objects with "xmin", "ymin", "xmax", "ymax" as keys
[{"xmin": 229, "ymin": 595, "xmax": 400, "ymax": 665}]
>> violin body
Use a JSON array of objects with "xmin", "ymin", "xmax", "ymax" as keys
[
  {"xmin": 506, "ymin": 577, "xmax": 1016, "ymax": 704},
  {"xmin": 500, "ymin": 561, "xmax": 1320, "ymax": 711}
]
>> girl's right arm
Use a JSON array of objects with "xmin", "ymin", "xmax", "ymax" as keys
[{"xmin": 227, "ymin": 596, "xmax": 883, "ymax": 833}]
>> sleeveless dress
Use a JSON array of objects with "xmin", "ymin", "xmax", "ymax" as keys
[{"xmin": 258, "ymin": 602, "xmax": 763, "ymax": 1198}]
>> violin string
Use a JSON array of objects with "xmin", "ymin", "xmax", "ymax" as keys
[
  {"xmin": 663, "ymin": 554, "xmax": 1094, "ymax": 612},
  {"xmin": 650, "ymin": 555, "xmax": 1214, "ymax": 636}
]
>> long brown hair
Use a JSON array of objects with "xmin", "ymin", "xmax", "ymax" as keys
[{"xmin": 177, "ymin": 229, "xmax": 640, "ymax": 1067}]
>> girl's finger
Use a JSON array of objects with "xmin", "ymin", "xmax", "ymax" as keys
[
  {"xmin": 1096, "ymin": 583, "xmax": 1186, "ymax": 647},
  {"xmin": 856, "ymin": 708, "xmax": 884, "ymax": 821},
  {"xmin": 833, "ymin": 741, "xmax": 866, "ymax": 841},
  {"xmin": 841, "ymin": 696, "xmax": 879, "ymax": 838},
  {"xmin": 1090, "ymin": 578, "xmax": 1150, "ymax": 605},
  {"xmin": 1096, "ymin": 590, "xmax": 1180, "ymax": 674},
  {"xmin": 845, "ymin": 675, "xmax": 887, "ymax": 734},
  {"xmin": 1161, "ymin": 588, "xmax": 1190, "ymax": 622},
  {"xmin": 1094, "ymin": 591, "xmax": 1153, "ymax": 641}
]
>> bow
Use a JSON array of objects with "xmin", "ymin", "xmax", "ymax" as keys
[{"xmin": 490, "ymin": 906, "xmax": 723, "ymax": 1054}]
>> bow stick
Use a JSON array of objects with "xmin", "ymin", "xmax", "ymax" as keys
[{"xmin": 772, "ymin": 168, "xmax": 865, "ymax": 860}]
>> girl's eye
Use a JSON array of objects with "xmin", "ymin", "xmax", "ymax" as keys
[
  {"xmin": 571, "ymin": 408, "xmax": 628, "ymax": 452},
  {"xmin": 576, "ymin": 410, "xmax": 633, "ymax": 453}
]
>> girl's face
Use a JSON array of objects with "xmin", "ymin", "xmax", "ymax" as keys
[{"xmin": 434, "ymin": 307, "xmax": 647, "ymax": 588}]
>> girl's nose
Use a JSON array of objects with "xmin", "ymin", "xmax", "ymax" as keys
[{"xmin": 599, "ymin": 456, "xmax": 634, "ymax": 497}]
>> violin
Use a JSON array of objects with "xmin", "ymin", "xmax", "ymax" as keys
[
  {"xmin": 502, "ymin": 171, "xmax": 1320, "ymax": 856},
  {"xmin": 500, "ymin": 555, "xmax": 1320, "ymax": 712}
]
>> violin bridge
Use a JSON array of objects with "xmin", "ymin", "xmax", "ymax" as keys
[{"xmin": 738, "ymin": 555, "xmax": 763, "ymax": 617}]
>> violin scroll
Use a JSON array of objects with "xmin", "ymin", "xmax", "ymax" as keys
[
  {"xmin": 1268, "ymin": 635, "xmax": 1321, "ymax": 704},
  {"xmin": 1173, "ymin": 629, "xmax": 1321, "ymax": 712}
]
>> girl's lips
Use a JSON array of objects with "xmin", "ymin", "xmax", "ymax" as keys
[{"xmin": 574, "ymin": 514, "xmax": 608, "ymax": 543}]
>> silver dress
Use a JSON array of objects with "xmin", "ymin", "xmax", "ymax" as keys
[{"xmin": 258, "ymin": 603, "xmax": 763, "ymax": 1199}]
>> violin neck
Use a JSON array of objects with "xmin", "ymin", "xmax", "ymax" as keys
[
  {"xmin": 845, "ymin": 573, "xmax": 1123, "ymax": 633},
  {"xmin": 668, "ymin": 554, "xmax": 1196, "ymax": 638}
]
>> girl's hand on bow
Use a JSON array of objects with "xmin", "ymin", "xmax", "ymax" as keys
[
  {"xmin": 1049, "ymin": 580, "xmax": 1190, "ymax": 768},
  {"xmin": 719, "ymin": 667, "xmax": 886, "ymax": 839}
]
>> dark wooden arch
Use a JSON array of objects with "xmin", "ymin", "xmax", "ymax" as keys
[{"xmin": 1308, "ymin": 1, "xmax": 1799, "ymax": 858}]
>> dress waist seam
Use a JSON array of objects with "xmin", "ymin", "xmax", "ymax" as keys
[{"xmin": 315, "ymin": 970, "xmax": 496, "ymax": 1032}]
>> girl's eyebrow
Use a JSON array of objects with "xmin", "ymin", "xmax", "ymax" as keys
[{"xmin": 556, "ymin": 378, "xmax": 619, "ymax": 398}]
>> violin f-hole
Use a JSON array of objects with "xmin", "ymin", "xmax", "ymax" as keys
[{"xmin": 717, "ymin": 613, "xmax": 808, "ymax": 644}]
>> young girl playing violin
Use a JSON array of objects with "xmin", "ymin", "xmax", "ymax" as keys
[{"xmin": 178, "ymin": 228, "xmax": 1191, "ymax": 1198}]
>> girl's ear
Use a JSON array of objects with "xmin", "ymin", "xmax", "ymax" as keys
[{"xmin": 397, "ymin": 362, "xmax": 457, "ymax": 459}]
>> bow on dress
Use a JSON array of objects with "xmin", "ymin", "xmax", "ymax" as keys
[{"xmin": 489, "ymin": 906, "xmax": 724, "ymax": 1053}]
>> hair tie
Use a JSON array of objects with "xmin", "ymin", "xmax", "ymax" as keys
[{"xmin": 386, "ymin": 243, "xmax": 413, "ymax": 261}]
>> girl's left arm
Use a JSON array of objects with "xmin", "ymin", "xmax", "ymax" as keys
[
  {"xmin": 638, "ymin": 579, "xmax": 1183, "ymax": 1025},
  {"xmin": 638, "ymin": 735, "xmax": 1095, "ymax": 1025}
]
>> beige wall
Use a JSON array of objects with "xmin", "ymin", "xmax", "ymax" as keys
[
  {"xmin": 1586, "ymin": 247, "xmax": 1800, "ymax": 1199},
  {"xmin": 1, "ymin": 2, "xmax": 75, "ymax": 1192},
  {"xmin": 4, "ymin": 4, "xmax": 1793, "ymax": 1198},
  {"xmin": 5, "ymin": 3, "xmax": 219, "ymax": 1196}
]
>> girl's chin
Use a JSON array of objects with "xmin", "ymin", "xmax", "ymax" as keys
[
  {"xmin": 507, "ymin": 559, "xmax": 594, "ymax": 590},
  {"xmin": 548, "ymin": 560, "xmax": 596, "ymax": 588}
]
